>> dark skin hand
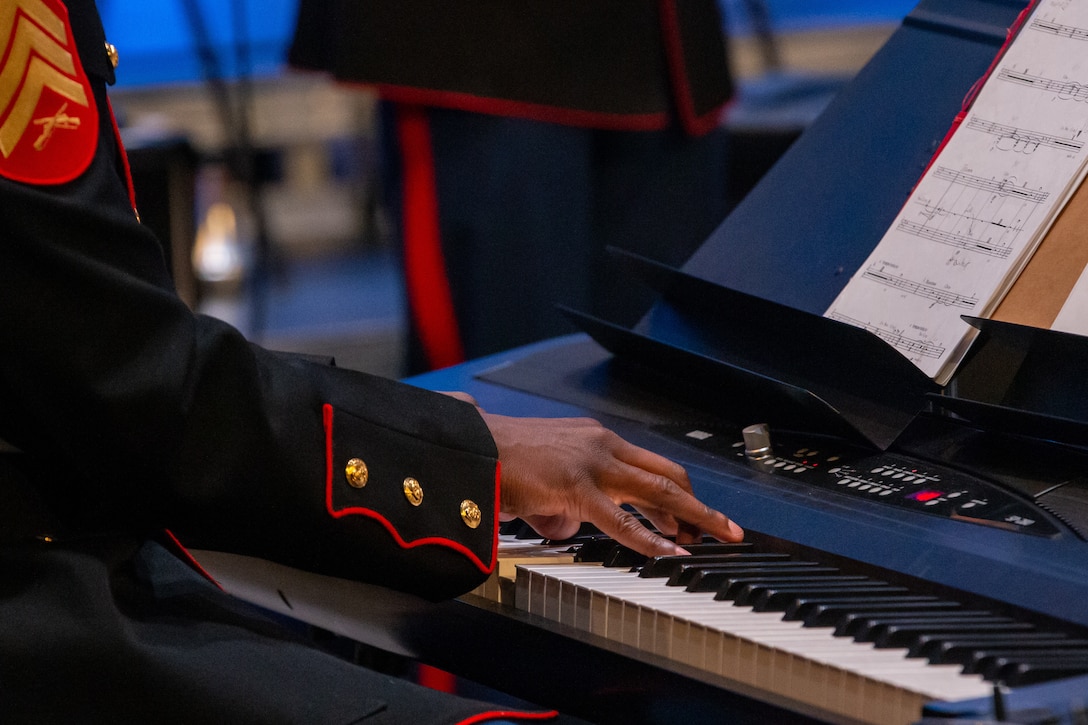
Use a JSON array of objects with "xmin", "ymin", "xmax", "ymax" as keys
[{"xmin": 480, "ymin": 411, "xmax": 745, "ymax": 558}]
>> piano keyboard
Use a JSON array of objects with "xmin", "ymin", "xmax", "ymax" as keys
[{"xmin": 479, "ymin": 532, "xmax": 1088, "ymax": 725}]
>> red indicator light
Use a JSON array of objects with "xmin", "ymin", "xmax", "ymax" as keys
[{"xmin": 910, "ymin": 490, "xmax": 943, "ymax": 502}]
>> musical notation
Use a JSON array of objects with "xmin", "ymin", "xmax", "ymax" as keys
[
  {"xmin": 998, "ymin": 67, "xmax": 1088, "ymax": 102},
  {"xmin": 899, "ymin": 166, "xmax": 1040, "ymax": 261},
  {"xmin": 861, "ymin": 266, "xmax": 978, "ymax": 310},
  {"xmin": 826, "ymin": 0, "xmax": 1088, "ymax": 383},
  {"xmin": 828, "ymin": 312, "xmax": 946, "ymax": 360},
  {"xmin": 896, "ymin": 219, "xmax": 1013, "ymax": 259},
  {"xmin": 965, "ymin": 116, "xmax": 1084, "ymax": 155},
  {"xmin": 930, "ymin": 166, "xmax": 1049, "ymax": 203},
  {"xmin": 1031, "ymin": 17, "xmax": 1088, "ymax": 42}
]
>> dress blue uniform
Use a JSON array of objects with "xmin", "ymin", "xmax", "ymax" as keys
[{"xmin": 0, "ymin": 2, "xmax": 554, "ymax": 721}]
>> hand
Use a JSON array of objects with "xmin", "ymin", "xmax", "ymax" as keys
[{"xmin": 480, "ymin": 412, "xmax": 744, "ymax": 558}]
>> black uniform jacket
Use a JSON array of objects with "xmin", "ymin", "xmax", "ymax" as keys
[
  {"xmin": 290, "ymin": 0, "xmax": 734, "ymax": 136},
  {"xmin": 0, "ymin": 0, "xmax": 500, "ymax": 602}
]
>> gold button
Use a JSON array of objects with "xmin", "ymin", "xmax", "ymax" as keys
[
  {"xmin": 105, "ymin": 42, "xmax": 119, "ymax": 70},
  {"xmin": 403, "ymin": 477, "xmax": 424, "ymax": 506},
  {"xmin": 460, "ymin": 500, "xmax": 482, "ymax": 529},
  {"xmin": 344, "ymin": 458, "xmax": 369, "ymax": 488}
]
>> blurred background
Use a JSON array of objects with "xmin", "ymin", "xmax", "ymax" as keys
[{"xmin": 102, "ymin": 0, "xmax": 916, "ymax": 378}]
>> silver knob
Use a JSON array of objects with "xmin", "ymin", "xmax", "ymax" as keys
[{"xmin": 742, "ymin": 423, "xmax": 773, "ymax": 461}]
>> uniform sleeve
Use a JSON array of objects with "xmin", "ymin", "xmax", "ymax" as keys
[{"xmin": 0, "ymin": 1, "xmax": 498, "ymax": 601}]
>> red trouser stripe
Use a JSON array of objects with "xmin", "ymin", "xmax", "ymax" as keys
[
  {"xmin": 417, "ymin": 663, "xmax": 458, "ymax": 693},
  {"xmin": 396, "ymin": 104, "xmax": 465, "ymax": 369}
]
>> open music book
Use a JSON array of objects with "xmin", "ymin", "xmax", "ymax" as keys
[{"xmin": 825, "ymin": 0, "xmax": 1088, "ymax": 385}]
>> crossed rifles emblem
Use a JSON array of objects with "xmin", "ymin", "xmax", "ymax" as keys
[{"xmin": 32, "ymin": 100, "xmax": 79, "ymax": 150}]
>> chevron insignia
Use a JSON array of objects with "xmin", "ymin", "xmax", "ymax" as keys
[{"xmin": 0, "ymin": 0, "xmax": 97, "ymax": 185}]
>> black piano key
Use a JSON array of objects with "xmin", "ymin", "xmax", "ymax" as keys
[
  {"xmin": 835, "ymin": 609, "xmax": 983, "ymax": 640},
  {"xmin": 798, "ymin": 598, "xmax": 959, "ymax": 627},
  {"xmin": 770, "ymin": 583, "xmax": 913, "ymax": 605},
  {"xmin": 844, "ymin": 609, "xmax": 1005, "ymax": 640},
  {"xmin": 784, "ymin": 595, "xmax": 943, "ymax": 623},
  {"xmin": 913, "ymin": 632, "xmax": 1073, "ymax": 660},
  {"xmin": 679, "ymin": 543, "xmax": 758, "ymax": 555},
  {"xmin": 573, "ymin": 538, "xmax": 626, "ymax": 563},
  {"xmin": 638, "ymin": 555, "xmax": 707, "ymax": 579},
  {"xmin": 874, "ymin": 621, "xmax": 1037, "ymax": 650},
  {"xmin": 992, "ymin": 656, "xmax": 1088, "ymax": 686},
  {"xmin": 575, "ymin": 538, "xmax": 753, "ymax": 567},
  {"xmin": 567, "ymin": 530, "xmax": 1088, "ymax": 692},
  {"xmin": 757, "ymin": 586, "xmax": 916, "ymax": 613},
  {"xmin": 963, "ymin": 641, "xmax": 1088, "ymax": 674},
  {"xmin": 724, "ymin": 576, "xmax": 873, "ymax": 604},
  {"xmin": 637, "ymin": 550, "xmax": 781, "ymax": 579},
  {"xmin": 713, "ymin": 571, "xmax": 851, "ymax": 600},
  {"xmin": 673, "ymin": 559, "xmax": 803, "ymax": 588},
  {"xmin": 739, "ymin": 582, "xmax": 908, "ymax": 611},
  {"xmin": 682, "ymin": 564, "xmax": 835, "ymax": 591},
  {"xmin": 603, "ymin": 546, "xmax": 647, "ymax": 568}
]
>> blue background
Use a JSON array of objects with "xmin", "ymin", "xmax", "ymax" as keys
[{"xmin": 97, "ymin": 0, "xmax": 919, "ymax": 88}]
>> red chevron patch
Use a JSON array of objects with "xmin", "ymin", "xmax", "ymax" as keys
[{"xmin": 0, "ymin": 0, "xmax": 97, "ymax": 185}]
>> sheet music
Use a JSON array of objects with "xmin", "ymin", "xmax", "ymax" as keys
[{"xmin": 825, "ymin": 0, "xmax": 1088, "ymax": 384}]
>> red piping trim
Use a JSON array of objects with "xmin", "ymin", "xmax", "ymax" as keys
[
  {"xmin": 322, "ymin": 404, "xmax": 497, "ymax": 575},
  {"xmin": 456, "ymin": 710, "xmax": 559, "ymax": 724},
  {"xmin": 491, "ymin": 460, "xmax": 501, "ymax": 571},
  {"xmin": 367, "ymin": 83, "xmax": 671, "ymax": 132},
  {"xmin": 107, "ymin": 99, "xmax": 139, "ymax": 211},
  {"xmin": 161, "ymin": 529, "xmax": 223, "ymax": 590},
  {"xmin": 396, "ymin": 104, "xmax": 465, "ymax": 370},
  {"xmin": 658, "ymin": 0, "xmax": 726, "ymax": 137}
]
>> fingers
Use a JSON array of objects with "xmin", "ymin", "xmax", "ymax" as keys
[
  {"xmin": 578, "ymin": 458, "xmax": 743, "ymax": 557},
  {"xmin": 593, "ymin": 500, "xmax": 742, "ymax": 559},
  {"xmin": 601, "ymin": 456, "xmax": 744, "ymax": 548},
  {"xmin": 481, "ymin": 412, "xmax": 743, "ymax": 558},
  {"xmin": 581, "ymin": 493, "xmax": 690, "ymax": 558},
  {"xmin": 675, "ymin": 521, "xmax": 705, "ymax": 547},
  {"xmin": 520, "ymin": 513, "xmax": 583, "ymax": 542},
  {"xmin": 635, "ymin": 506, "xmax": 701, "ymax": 546},
  {"xmin": 613, "ymin": 441, "xmax": 694, "ymax": 495}
]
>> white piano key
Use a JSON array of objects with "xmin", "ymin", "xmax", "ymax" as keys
[{"xmin": 517, "ymin": 563, "xmax": 994, "ymax": 724}]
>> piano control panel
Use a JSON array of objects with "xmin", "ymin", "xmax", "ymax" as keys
[{"xmin": 659, "ymin": 423, "xmax": 1061, "ymax": 538}]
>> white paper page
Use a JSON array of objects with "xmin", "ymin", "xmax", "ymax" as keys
[
  {"xmin": 824, "ymin": 0, "xmax": 1088, "ymax": 384},
  {"xmin": 1052, "ymin": 267, "xmax": 1088, "ymax": 334}
]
